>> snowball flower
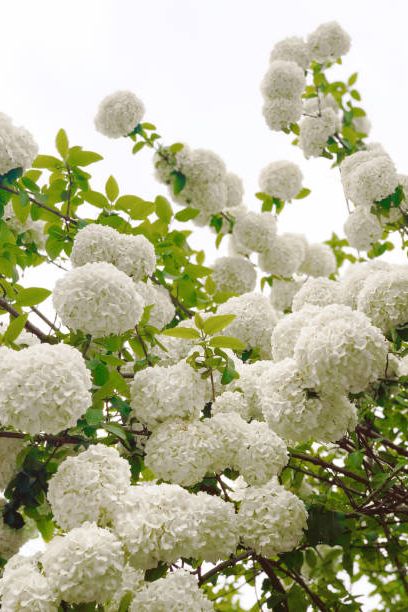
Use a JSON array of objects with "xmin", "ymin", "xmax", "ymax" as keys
[
  {"xmin": 299, "ymin": 242, "xmax": 337, "ymax": 277},
  {"xmin": 235, "ymin": 420, "xmax": 288, "ymax": 485},
  {"xmin": 0, "ymin": 344, "xmax": 91, "ymax": 435},
  {"xmin": 53, "ymin": 262, "xmax": 143, "ymax": 336},
  {"xmin": 130, "ymin": 360, "xmax": 207, "ymax": 429},
  {"xmin": 299, "ymin": 108, "xmax": 337, "ymax": 158},
  {"xmin": 354, "ymin": 115, "xmax": 371, "ymax": 136},
  {"xmin": 341, "ymin": 260, "xmax": 391, "ymax": 309},
  {"xmin": 47, "ymin": 444, "xmax": 130, "ymax": 530},
  {"xmin": 0, "ymin": 555, "xmax": 57, "ymax": 611},
  {"xmin": 357, "ymin": 268, "xmax": 408, "ymax": 333},
  {"xmin": 303, "ymin": 93, "xmax": 339, "ymax": 116},
  {"xmin": 232, "ymin": 211, "xmax": 277, "ymax": 253},
  {"xmin": 294, "ymin": 304, "xmax": 388, "ymax": 393},
  {"xmin": 307, "ymin": 22, "xmax": 351, "ymax": 63},
  {"xmin": 42, "ymin": 523, "xmax": 124, "ymax": 604},
  {"xmin": 95, "ymin": 90, "xmax": 145, "ymax": 138},
  {"xmin": 270, "ymin": 37, "xmax": 310, "ymax": 69},
  {"xmin": 130, "ymin": 570, "xmax": 213, "ymax": 612},
  {"xmin": 292, "ymin": 277, "xmax": 344, "ymax": 311},
  {"xmin": 0, "ymin": 112, "xmax": 38, "ymax": 175},
  {"xmin": 134, "ymin": 280, "xmax": 175, "ymax": 329},
  {"xmin": 259, "ymin": 160, "xmax": 303, "ymax": 200},
  {"xmin": 238, "ymin": 478, "xmax": 308, "ymax": 557},
  {"xmin": 261, "ymin": 60, "xmax": 306, "ymax": 99},
  {"xmin": 0, "ymin": 437, "xmax": 24, "ymax": 490},
  {"xmin": 225, "ymin": 172, "xmax": 244, "ymax": 208},
  {"xmin": 230, "ymin": 360, "xmax": 272, "ymax": 420},
  {"xmin": 262, "ymin": 97, "xmax": 303, "ymax": 131},
  {"xmin": 212, "ymin": 390, "xmax": 252, "ymax": 421},
  {"xmin": 344, "ymin": 206, "xmax": 382, "ymax": 251},
  {"xmin": 217, "ymin": 293, "xmax": 278, "ymax": 358},
  {"xmin": 271, "ymin": 305, "xmax": 321, "ymax": 361},
  {"xmin": 212, "ymin": 256, "xmax": 257, "ymax": 295},
  {"xmin": 258, "ymin": 233, "xmax": 307, "ymax": 277},
  {"xmin": 340, "ymin": 149, "xmax": 398, "ymax": 206},
  {"xmin": 228, "ymin": 233, "xmax": 253, "ymax": 257},
  {"xmin": 270, "ymin": 278, "xmax": 304, "ymax": 312}
]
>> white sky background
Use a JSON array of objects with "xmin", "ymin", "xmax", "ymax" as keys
[{"xmin": 2, "ymin": 0, "xmax": 407, "ymax": 609}]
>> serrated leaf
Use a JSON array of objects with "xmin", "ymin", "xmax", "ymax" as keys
[
  {"xmin": 55, "ymin": 129, "xmax": 69, "ymax": 158},
  {"xmin": 14, "ymin": 287, "xmax": 51, "ymax": 307},
  {"xmin": 161, "ymin": 327, "xmax": 200, "ymax": 339},
  {"xmin": 105, "ymin": 175, "xmax": 119, "ymax": 202},
  {"xmin": 209, "ymin": 336, "xmax": 246, "ymax": 351},
  {"xmin": 3, "ymin": 314, "xmax": 28, "ymax": 343},
  {"xmin": 202, "ymin": 314, "xmax": 236, "ymax": 335}
]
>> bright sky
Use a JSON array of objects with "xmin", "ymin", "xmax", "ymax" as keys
[{"xmin": 3, "ymin": 1, "xmax": 406, "ymax": 608}]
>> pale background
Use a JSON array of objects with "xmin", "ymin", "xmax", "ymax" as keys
[{"xmin": 3, "ymin": 0, "xmax": 407, "ymax": 608}]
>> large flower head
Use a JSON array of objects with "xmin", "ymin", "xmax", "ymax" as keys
[
  {"xmin": 259, "ymin": 160, "xmax": 303, "ymax": 200},
  {"xmin": 95, "ymin": 90, "xmax": 145, "ymax": 138}
]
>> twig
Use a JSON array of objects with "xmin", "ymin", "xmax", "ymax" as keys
[{"xmin": 0, "ymin": 297, "xmax": 57, "ymax": 344}]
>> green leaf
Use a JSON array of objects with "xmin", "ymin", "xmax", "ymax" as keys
[
  {"xmin": 67, "ymin": 148, "xmax": 103, "ymax": 167},
  {"xmin": 105, "ymin": 176, "xmax": 119, "ymax": 202},
  {"xmin": 202, "ymin": 314, "xmax": 236, "ymax": 335},
  {"xmin": 14, "ymin": 287, "xmax": 51, "ymax": 307},
  {"xmin": 161, "ymin": 327, "xmax": 200, "ymax": 339},
  {"xmin": 294, "ymin": 188, "xmax": 311, "ymax": 200},
  {"xmin": 103, "ymin": 422, "xmax": 128, "ymax": 442},
  {"xmin": 55, "ymin": 129, "xmax": 69, "ymax": 158},
  {"xmin": 3, "ymin": 314, "xmax": 28, "ymax": 343},
  {"xmin": 175, "ymin": 207, "xmax": 199, "ymax": 222},
  {"xmin": 32, "ymin": 155, "xmax": 63, "ymax": 170},
  {"xmin": 209, "ymin": 336, "xmax": 246, "ymax": 351},
  {"xmin": 348, "ymin": 72, "xmax": 358, "ymax": 86},
  {"xmin": 115, "ymin": 195, "xmax": 155, "ymax": 219},
  {"xmin": 11, "ymin": 194, "xmax": 30, "ymax": 224},
  {"xmin": 155, "ymin": 195, "xmax": 173, "ymax": 223},
  {"xmin": 82, "ymin": 191, "xmax": 109, "ymax": 209},
  {"xmin": 170, "ymin": 170, "xmax": 186, "ymax": 195}
]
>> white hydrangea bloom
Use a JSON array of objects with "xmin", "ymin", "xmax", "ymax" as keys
[
  {"xmin": 130, "ymin": 360, "xmax": 207, "ymax": 429},
  {"xmin": 397, "ymin": 173, "xmax": 408, "ymax": 213},
  {"xmin": 354, "ymin": 115, "xmax": 371, "ymax": 136},
  {"xmin": 231, "ymin": 360, "xmax": 272, "ymax": 420},
  {"xmin": 53, "ymin": 262, "xmax": 144, "ymax": 337},
  {"xmin": 3, "ymin": 203, "xmax": 45, "ymax": 249},
  {"xmin": 270, "ymin": 278, "xmax": 304, "ymax": 312},
  {"xmin": 341, "ymin": 149, "xmax": 398, "ymax": 206},
  {"xmin": 71, "ymin": 224, "xmax": 156, "ymax": 281},
  {"xmin": 270, "ymin": 37, "xmax": 310, "ymax": 69},
  {"xmin": 42, "ymin": 523, "xmax": 124, "ymax": 604},
  {"xmin": 262, "ymin": 97, "xmax": 303, "ymax": 131},
  {"xmin": 130, "ymin": 570, "xmax": 213, "ymax": 612},
  {"xmin": 232, "ymin": 211, "xmax": 277, "ymax": 253},
  {"xmin": 299, "ymin": 108, "xmax": 337, "ymax": 158},
  {"xmin": 259, "ymin": 358, "xmax": 357, "ymax": 442},
  {"xmin": 261, "ymin": 60, "xmax": 306, "ymax": 99},
  {"xmin": 151, "ymin": 320, "xmax": 197, "ymax": 365},
  {"xmin": 0, "ymin": 344, "xmax": 91, "ymax": 435},
  {"xmin": 0, "ymin": 555, "xmax": 58, "ymax": 611},
  {"xmin": 0, "ymin": 438, "xmax": 24, "ymax": 490},
  {"xmin": 303, "ymin": 93, "xmax": 339, "ymax": 116},
  {"xmin": 95, "ymin": 90, "xmax": 145, "ymax": 138},
  {"xmin": 217, "ymin": 293, "xmax": 278, "ymax": 358},
  {"xmin": 271, "ymin": 305, "xmax": 321, "ymax": 361},
  {"xmin": 258, "ymin": 233, "xmax": 307, "ymax": 277},
  {"xmin": 228, "ymin": 233, "xmax": 253, "ymax": 258},
  {"xmin": 225, "ymin": 172, "xmax": 244, "ymax": 208},
  {"xmin": 258, "ymin": 160, "xmax": 303, "ymax": 200},
  {"xmin": 341, "ymin": 261, "xmax": 391, "ymax": 309},
  {"xmin": 357, "ymin": 269, "xmax": 408, "ymax": 333},
  {"xmin": 47, "ymin": 444, "xmax": 130, "ymax": 530},
  {"xmin": 235, "ymin": 420, "xmax": 288, "ymax": 485},
  {"xmin": 299, "ymin": 242, "xmax": 337, "ymax": 277},
  {"xmin": 0, "ymin": 113, "xmax": 38, "ymax": 175},
  {"xmin": 292, "ymin": 277, "xmax": 344, "ymax": 311},
  {"xmin": 105, "ymin": 565, "xmax": 144, "ymax": 612},
  {"xmin": 294, "ymin": 305, "xmax": 388, "ymax": 393},
  {"xmin": 340, "ymin": 145, "xmax": 385, "ymax": 189},
  {"xmin": 238, "ymin": 478, "xmax": 308, "ymax": 556},
  {"xmin": 134, "ymin": 280, "xmax": 175, "ymax": 329},
  {"xmin": 212, "ymin": 256, "xmax": 257, "ymax": 295},
  {"xmin": 307, "ymin": 22, "xmax": 351, "ymax": 63},
  {"xmin": 344, "ymin": 206, "xmax": 383, "ymax": 251},
  {"xmin": 212, "ymin": 390, "xmax": 252, "ymax": 421}
]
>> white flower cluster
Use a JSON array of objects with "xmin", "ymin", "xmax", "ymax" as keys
[
  {"xmin": 144, "ymin": 413, "xmax": 288, "ymax": 486},
  {"xmin": 130, "ymin": 360, "xmax": 207, "ymax": 429},
  {"xmin": 212, "ymin": 390, "xmax": 252, "ymax": 421},
  {"xmin": 271, "ymin": 305, "xmax": 321, "ymax": 362},
  {"xmin": 0, "ymin": 437, "xmax": 24, "ymax": 490},
  {"xmin": 232, "ymin": 211, "xmax": 277, "ymax": 253},
  {"xmin": 230, "ymin": 360, "xmax": 271, "ymax": 420},
  {"xmin": 42, "ymin": 522, "xmax": 125, "ymax": 604},
  {"xmin": 95, "ymin": 90, "xmax": 145, "ymax": 138},
  {"xmin": 303, "ymin": 93, "xmax": 339, "ymax": 117},
  {"xmin": 0, "ymin": 344, "xmax": 91, "ymax": 435},
  {"xmin": 217, "ymin": 293, "xmax": 278, "ymax": 358},
  {"xmin": 261, "ymin": 60, "xmax": 305, "ymax": 131},
  {"xmin": 340, "ymin": 147, "xmax": 398, "ymax": 206},
  {"xmin": 135, "ymin": 279, "xmax": 175, "ymax": 329},
  {"xmin": 258, "ymin": 160, "xmax": 303, "ymax": 200},
  {"xmin": 299, "ymin": 108, "xmax": 337, "ymax": 158},
  {"xmin": 0, "ymin": 112, "xmax": 38, "ymax": 176},
  {"xmin": 292, "ymin": 277, "xmax": 344, "ymax": 311},
  {"xmin": 4, "ymin": 203, "xmax": 45, "ymax": 249},
  {"xmin": 71, "ymin": 224, "xmax": 156, "ymax": 280},
  {"xmin": 341, "ymin": 260, "xmax": 391, "ymax": 309},
  {"xmin": 258, "ymin": 233, "xmax": 307, "ymax": 277},
  {"xmin": 294, "ymin": 305, "xmax": 388, "ymax": 393},
  {"xmin": 53, "ymin": 262, "xmax": 144, "ymax": 337},
  {"xmin": 307, "ymin": 22, "xmax": 351, "ymax": 63},
  {"xmin": 270, "ymin": 278, "xmax": 304, "ymax": 312},
  {"xmin": 262, "ymin": 97, "xmax": 303, "ymax": 131},
  {"xmin": 356, "ymin": 268, "xmax": 408, "ymax": 333},
  {"xmin": 47, "ymin": 444, "xmax": 131, "ymax": 530},
  {"xmin": 212, "ymin": 256, "xmax": 257, "ymax": 295},
  {"xmin": 238, "ymin": 478, "xmax": 308, "ymax": 557},
  {"xmin": 260, "ymin": 358, "xmax": 357, "ymax": 443},
  {"xmin": 130, "ymin": 570, "xmax": 213, "ymax": 612},
  {"xmin": 269, "ymin": 36, "xmax": 310, "ymax": 69},
  {"xmin": 225, "ymin": 172, "xmax": 244, "ymax": 209},
  {"xmin": 0, "ymin": 555, "xmax": 58, "ymax": 611},
  {"xmin": 344, "ymin": 206, "xmax": 382, "ymax": 251},
  {"xmin": 299, "ymin": 242, "xmax": 337, "ymax": 277},
  {"xmin": 113, "ymin": 483, "xmax": 238, "ymax": 568}
]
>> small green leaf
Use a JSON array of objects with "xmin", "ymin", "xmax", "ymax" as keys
[
  {"xmin": 170, "ymin": 170, "xmax": 186, "ymax": 195},
  {"xmin": 175, "ymin": 207, "xmax": 199, "ymax": 222},
  {"xmin": 161, "ymin": 327, "xmax": 200, "ymax": 339},
  {"xmin": 55, "ymin": 129, "xmax": 69, "ymax": 158},
  {"xmin": 202, "ymin": 314, "xmax": 236, "ymax": 335},
  {"xmin": 294, "ymin": 188, "xmax": 311, "ymax": 200},
  {"xmin": 14, "ymin": 287, "xmax": 51, "ymax": 307},
  {"xmin": 348, "ymin": 72, "xmax": 358, "ymax": 86},
  {"xmin": 115, "ymin": 195, "xmax": 155, "ymax": 219},
  {"xmin": 67, "ymin": 148, "xmax": 103, "ymax": 167},
  {"xmin": 155, "ymin": 195, "xmax": 173, "ymax": 223},
  {"xmin": 82, "ymin": 191, "xmax": 109, "ymax": 209},
  {"xmin": 209, "ymin": 336, "xmax": 246, "ymax": 351},
  {"xmin": 3, "ymin": 314, "xmax": 28, "ymax": 343},
  {"xmin": 105, "ymin": 176, "xmax": 119, "ymax": 202},
  {"xmin": 103, "ymin": 422, "xmax": 128, "ymax": 442},
  {"xmin": 32, "ymin": 155, "xmax": 63, "ymax": 170}
]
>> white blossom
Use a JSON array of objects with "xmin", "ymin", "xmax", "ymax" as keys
[
  {"xmin": 4, "ymin": 203, "xmax": 45, "ymax": 249},
  {"xmin": 357, "ymin": 268, "xmax": 408, "ymax": 333},
  {"xmin": 341, "ymin": 261, "xmax": 391, "ymax": 309},
  {"xmin": 212, "ymin": 256, "xmax": 257, "ymax": 295},
  {"xmin": 134, "ymin": 280, "xmax": 175, "ymax": 329},
  {"xmin": 261, "ymin": 60, "xmax": 306, "ymax": 99},
  {"xmin": 105, "ymin": 565, "xmax": 144, "ymax": 611},
  {"xmin": 259, "ymin": 160, "xmax": 303, "ymax": 200},
  {"xmin": 238, "ymin": 478, "xmax": 308, "ymax": 556},
  {"xmin": 0, "ymin": 113, "xmax": 38, "ymax": 175},
  {"xmin": 303, "ymin": 93, "xmax": 339, "ymax": 116},
  {"xmin": 225, "ymin": 172, "xmax": 244, "ymax": 208},
  {"xmin": 212, "ymin": 390, "xmax": 252, "ymax": 421},
  {"xmin": 270, "ymin": 278, "xmax": 304, "ymax": 312},
  {"xmin": 0, "ymin": 437, "xmax": 24, "ymax": 491},
  {"xmin": 47, "ymin": 444, "xmax": 130, "ymax": 530},
  {"xmin": 228, "ymin": 232, "xmax": 253, "ymax": 257},
  {"xmin": 130, "ymin": 360, "xmax": 207, "ymax": 429},
  {"xmin": 271, "ymin": 305, "xmax": 321, "ymax": 362},
  {"xmin": 0, "ymin": 344, "xmax": 91, "ymax": 435},
  {"xmin": 262, "ymin": 97, "xmax": 303, "ymax": 131},
  {"xmin": 354, "ymin": 115, "xmax": 371, "ymax": 136},
  {"xmin": 299, "ymin": 242, "xmax": 337, "ymax": 277},
  {"xmin": 344, "ymin": 206, "xmax": 383, "ymax": 251},
  {"xmin": 341, "ymin": 149, "xmax": 398, "ymax": 206},
  {"xmin": 42, "ymin": 523, "xmax": 124, "ymax": 604},
  {"xmin": 0, "ymin": 555, "xmax": 58, "ymax": 611},
  {"xmin": 258, "ymin": 233, "xmax": 307, "ymax": 277},
  {"xmin": 53, "ymin": 262, "xmax": 144, "ymax": 337},
  {"xmin": 270, "ymin": 37, "xmax": 310, "ymax": 70},
  {"xmin": 294, "ymin": 305, "xmax": 388, "ymax": 393},
  {"xmin": 232, "ymin": 211, "xmax": 277, "ymax": 253},
  {"xmin": 307, "ymin": 22, "xmax": 351, "ymax": 63},
  {"xmin": 231, "ymin": 360, "xmax": 272, "ymax": 420},
  {"xmin": 299, "ymin": 108, "xmax": 337, "ymax": 158},
  {"xmin": 95, "ymin": 90, "xmax": 145, "ymax": 138},
  {"xmin": 292, "ymin": 277, "xmax": 344, "ymax": 311}
]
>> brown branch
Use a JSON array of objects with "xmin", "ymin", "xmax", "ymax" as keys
[
  {"xmin": 151, "ymin": 274, "xmax": 193, "ymax": 318},
  {"xmin": 197, "ymin": 550, "xmax": 253, "ymax": 586},
  {"xmin": 256, "ymin": 557, "xmax": 289, "ymax": 612},
  {"xmin": 0, "ymin": 429, "xmax": 87, "ymax": 446},
  {"xmin": 290, "ymin": 451, "xmax": 368, "ymax": 485},
  {"xmin": 0, "ymin": 297, "xmax": 57, "ymax": 344},
  {"xmin": 135, "ymin": 324, "xmax": 154, "ymax": 366},
  {"xmin": 0, "ymin": 184, "xmax": 78, "ymax": 225}
]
